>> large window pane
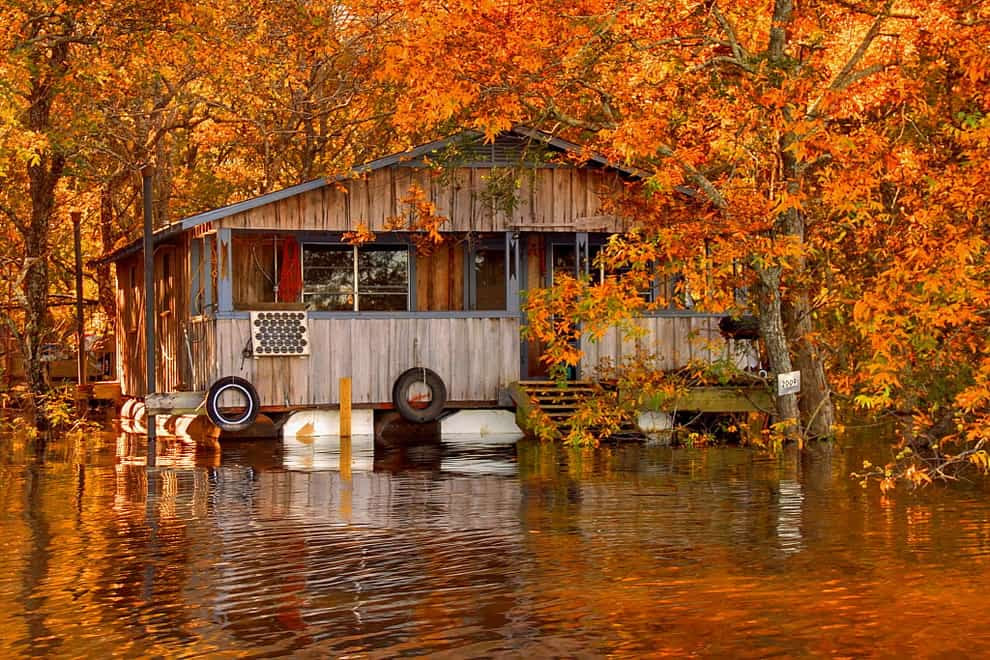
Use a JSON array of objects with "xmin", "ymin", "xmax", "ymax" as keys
[
  {"xmin": 302, "ymin": 243, "xmax": 409, "ymax": 311},
  {"xmin": 551, "ymin": 243, "xmax": 576, "ymax": 284},
  {"xmin": 588, "ymin": 243, "xmax": 654, "ymax": 303},
  {"xmin": 304, "ymin": 245, "xmax": 353, "ymax": 272},
  {"xmin": 358, "ymin": 247, "xmax": 408, "ymax": 290},
  {"xmin": 359, "ymin": 294, "xmax": 408, "ymax": 311},
  {"xmin": 305, "ymin": 293, "xmax": 354, "ymax": 311},
  {"xmin": 303, "ymin": 245, "xmax": 354, "ymax": 310},
  {"xmin": 357, "ymin": 247, "xmax": 409, "ymax": 310}
]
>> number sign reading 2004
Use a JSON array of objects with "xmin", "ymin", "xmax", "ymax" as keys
[{"xmin": 777, "ymin": 370, "xmax": 801, "ymax": 396}]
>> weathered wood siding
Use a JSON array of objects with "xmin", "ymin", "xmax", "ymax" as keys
[
  {"xmin": 116, "ymin": 237, "xmax": 194, "ymax": 396},
  {"xmin": 218, "ymin": 167, "xmax": 628, "ymax": 234},
  {"xmin": 186, "ymin": 316, "xmax": 216, "ymax": 392},
  {"xmin": 232, "ymin": 234, "xmax": 276, "ymax": 307},
  {"xmin": 415, "ymin": 242, "xmax": 465, "ymax": 311},
  {"xmin": 580, "ymin": 315, "xmax": 759, "ymax": 375},
  {"xmin": 215, "ymin": 317, "xmax": 520, "ymax": 406}
]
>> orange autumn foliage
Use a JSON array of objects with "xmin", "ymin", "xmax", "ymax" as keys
[
  {"xmin": 371, "ymin": 0, "xmax": 990, "ymax": 468},
  {"xmin": 1, "ymin": 0, "xmax": 988, "ymax": 483}
]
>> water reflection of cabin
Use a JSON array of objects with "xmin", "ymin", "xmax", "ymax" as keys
[{"xmin": 104, "ymin": 128, "xmax": 737, "ymax": 410}]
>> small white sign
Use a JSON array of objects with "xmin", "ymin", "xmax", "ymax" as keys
[{"xmin": 778, "ymin": 370, "xmax": 801, "ymax": 396}]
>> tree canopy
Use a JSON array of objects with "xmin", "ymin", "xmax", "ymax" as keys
[{"xmin": 2, "ymin": 0, "xmax": 989, "ymax": 484}]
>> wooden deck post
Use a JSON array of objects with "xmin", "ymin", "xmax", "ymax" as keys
[{"xmin": 339, "ymin": 377, "xmax": 351, "ymax": 437}]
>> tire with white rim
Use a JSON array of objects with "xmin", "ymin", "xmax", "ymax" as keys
[{"xmin": 206, "ymin": 376, "xmax": 260, "ymax": 432}]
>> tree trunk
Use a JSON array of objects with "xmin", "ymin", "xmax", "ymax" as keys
[
  {"xmin": 20, "ymin": 33, "xmax": 70, "ymax": 428},
  {"xmin": 754, "ymin": 263, "xmax": 801, "ymax": 436},
  {"xmin": 783, "ymin": 289, "xmax": 836, "ymax": 438},
  {"xmin": 96, "ymin": 185, "xmax": 120, "ymax": 324},
  {"xmin": 778, "ymin": 140, "xmax": 836, "ymax": 439},
  {"xmin": 23, "ymin": 152, "xmax": 64, "ymax": 427}
]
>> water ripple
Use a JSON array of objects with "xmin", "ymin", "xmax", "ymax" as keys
[{"xmin": 1, "ymin": 433, "xmax": 990, "ymax": 655}]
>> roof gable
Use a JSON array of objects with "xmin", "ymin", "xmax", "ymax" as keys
[{"xmin": 97, "ymin": 127, "xmax": 642, "ymax": 264}]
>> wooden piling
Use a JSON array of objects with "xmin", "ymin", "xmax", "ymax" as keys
[{"xmin": 339, "ymin": 377, "xmax": 352, "ymax": 437}]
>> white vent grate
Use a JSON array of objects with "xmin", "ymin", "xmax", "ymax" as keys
[{"xmin": 250, "ymin": 311, "xmax": 309, "ymax": 357}]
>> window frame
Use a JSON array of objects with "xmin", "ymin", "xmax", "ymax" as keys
[{"xmin": 301, "ymin": 242, "xmax": 411, "ymax": 312}]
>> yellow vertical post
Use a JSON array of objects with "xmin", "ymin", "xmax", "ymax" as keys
[
  {"xmin": 339, "ymin": 377, "xmax": 352, "ymax": 438},
  {"xmin": 340, "ymin": 434, "xmax": 352, "ymax": 482}
]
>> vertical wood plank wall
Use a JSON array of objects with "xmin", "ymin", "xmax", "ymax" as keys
[
  {"xmin": 218, "ymin": 167, "xmax": 627, "ymax": 234},
  {"xmin": 117, "ymin": 236, "xmax": 206, "ymax": 397},
  {"xmin": 580, "ymin": 315, "xmax": 760, "ymax": 376},
  {"xmin": 186, "ymin": 316, "xmax": 216, "ymax": 392},
  {"xmin": 215, "ymin": 317, "xmax": 520, "ymax": 406},
  {"xmin": 415, "ymin": 242, "xmax": 465, "ymax": 311},
  {"xmin": 232, "ymin": 235, "xmax": 276, "ymax": 307}
]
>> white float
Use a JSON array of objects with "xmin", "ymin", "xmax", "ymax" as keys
[
  {"xmin": 637, "ymin": 411, "xmax": 673, "ymax": 432},
  {"xmin": 440, "ymin": 410, "xmax": 523, "ymax": 437},
  {"xmin": 282, "ymin": 409, "xmax": 375, "ymax": 439}
]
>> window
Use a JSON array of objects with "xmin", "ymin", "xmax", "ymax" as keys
[
  {"xmin": 470, "ymin": 244, "xmax": 506, "ymax": 310},
  {"xmin": 551, "ymin": 243, "xmax": 577, "ymax": 285},
  {"xmin": 588, "ymin": 244, "xmax": 655, "ymax": 303},
  {"xmin": 190, "ymin": 238, "xmax": 202, "ymax": 315},
  {"xmin": 161, "ymin": 251, "xmax": 173, "ymax": 301},
  {"xmin": 303, "ymin": 244, "xmax": 409, "ymax": 311}
]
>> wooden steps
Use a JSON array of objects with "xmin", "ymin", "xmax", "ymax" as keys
[{"xmin": 506, "ymin": 380, "xmax": 643, "ymax": 442}]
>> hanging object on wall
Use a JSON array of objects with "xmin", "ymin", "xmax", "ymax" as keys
[
  {"xmin": 250, "ymin": 311, "xmax": 309, "ymax": 357},
  {"xmin": 278, "ymin": 236, "xmax": 303, "ymax": 302}
]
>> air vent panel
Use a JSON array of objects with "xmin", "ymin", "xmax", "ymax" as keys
[{"xmin": 250, "ymin": 311, "xmax": 310, "ymax": 357}]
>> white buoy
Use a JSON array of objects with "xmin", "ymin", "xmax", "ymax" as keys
[
  {"xmin": 637, "ymin": 411, "xmax": 673, "ymax": 432},
  {"xmin": 282, "ymin": 409, "xmax": 374, "ymax": 438},
  {"xmin": 440, "ymin": 410, "xmax": 523, "ymax": 437},
  {"xmin": 132, "ymin": 402, "xmax": 147, "ymax": 433}
]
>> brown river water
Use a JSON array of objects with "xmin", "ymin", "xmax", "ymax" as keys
[{"xmin": 1, "ymin": 429, "xmax": 990, "ymax": 658}]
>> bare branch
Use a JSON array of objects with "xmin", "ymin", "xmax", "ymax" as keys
[
  {"xmin": 0, "ymin": 204, "xmax": 26, "ymax": 234},
  {"xmin": 710, "ymin": 4, "xmax": 752, "ymax": 69},
  {"xmin": 829, "ymin": 0, "xmax": 895, "ymax": 90},
  {"xmin": 825, "ymin": 0, "xmax": 918, "ymax": 20},
  {"xmin": 832, "ymin": 60, "xmax": 899, "ymax": 90},
  {"xmin": 807, "ymin": 0, "xmax": 897, "ymax": 115}
]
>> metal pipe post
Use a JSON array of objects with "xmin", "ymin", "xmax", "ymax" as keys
[
  {"xmin": 142, "ymin": 166, "xmax": 157, "ymax": 466},
  {"xmin": 72, "ymin": 211, "xmax": 86, "ymax": 387}
]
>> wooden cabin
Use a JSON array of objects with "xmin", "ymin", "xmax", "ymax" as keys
[{"xmin": 101, "ymin": 128, "xmax": 752, "ymax": 414}]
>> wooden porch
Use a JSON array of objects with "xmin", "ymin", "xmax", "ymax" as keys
[{"xmin": 508, "ymin": 379, "xmax": 773, "ymax": 440}]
